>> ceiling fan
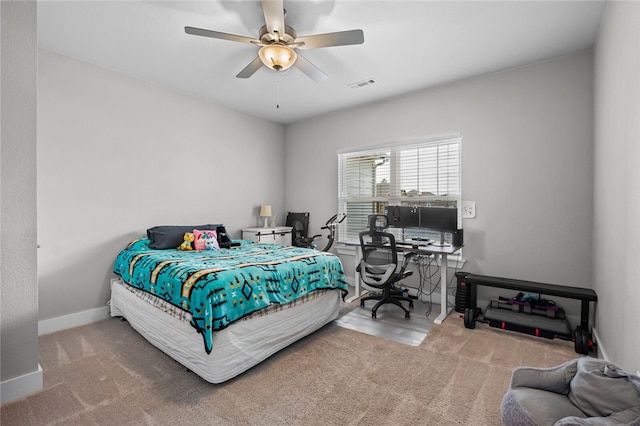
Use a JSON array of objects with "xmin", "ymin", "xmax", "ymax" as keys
[{"xmin": 185, "ymin": 0, "xmax": 364, "ymax": 82}]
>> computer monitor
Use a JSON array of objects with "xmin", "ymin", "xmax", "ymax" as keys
[
  {"xmin": 419, "ymin": 207, "xmax": 458, "ymax": 246},
  {"xmin": 383, "ymin": 205, "xmax": 420, "ymax": 228},
  {"xmin": 419, "ymin": 207, "xmax": 458, "ymax": 232}
]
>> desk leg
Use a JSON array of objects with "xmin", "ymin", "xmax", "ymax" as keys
[
  {"xmin": 433, "ymin": 253, "xmax": 451, "ymax": 324},
  {"xmin": 345, "ymin": 244, "xmax": 365, "ymax": 303}
]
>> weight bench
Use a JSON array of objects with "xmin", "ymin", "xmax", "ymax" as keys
[{"xmin": 458, "ymin": 273, "xmax": 598, "ymax": 355}]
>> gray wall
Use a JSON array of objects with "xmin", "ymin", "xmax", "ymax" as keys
[
  {"xmin": 286, "ymin": 52, "xmax": 594, "ymax": 302},
  {"xmin": 37, "ymin": 50, "xmax": 286, "ymax": 321},
  {"xmin": 0, "ymin": 0, "xmax": 40, "ymax": 390},
  {"xmin": 593, "ymin": 1, "xmax": 640, "ymax": 374}
]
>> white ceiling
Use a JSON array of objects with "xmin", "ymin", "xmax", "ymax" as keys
[{"xmin": 37, "ymin": 1, "xmax": 607, "ymax": 124}]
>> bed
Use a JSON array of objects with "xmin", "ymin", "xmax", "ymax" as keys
[{"xmin": 110, "ymin": 226, "xmax": 348, "ymax": 383}]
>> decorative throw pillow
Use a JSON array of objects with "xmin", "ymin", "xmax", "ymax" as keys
[
  {"xmin": 193, "ymin": 229, "xmax": 220, "ymax": 251},
  {"xmin": 147, "ymin": 224, "xmax": 221, "ymax": 249}
]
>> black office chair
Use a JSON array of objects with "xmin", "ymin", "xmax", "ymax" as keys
[
  {"xmin": 285, "ymin": 212, "xmax": 321, "ymax": 248},
  {"xmin": 357, "ymin": 229, "xmax": 415, "ymax": 319}
]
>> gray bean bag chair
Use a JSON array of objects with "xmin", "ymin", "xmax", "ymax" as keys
[{"xmin": 501, "ymin": 357, "xmax": 640, "ymax": 426}]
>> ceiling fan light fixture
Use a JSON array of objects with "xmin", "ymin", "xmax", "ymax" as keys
[{"xmin": 259, "ymin": 44, "xmax": 297, "ymax": 72}]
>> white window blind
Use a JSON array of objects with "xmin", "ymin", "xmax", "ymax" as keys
[{"xmin": 337, "ymin": 136, "xmax": 461, "ymax": 240}]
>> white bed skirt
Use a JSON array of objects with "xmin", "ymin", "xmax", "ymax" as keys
[{"xmin": 109, "ymin": 278, "xmax": 342, "ymax": 383}]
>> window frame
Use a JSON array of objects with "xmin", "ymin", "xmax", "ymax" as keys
[{"xmin": 337, "ymin": 134, "xmax": 462, "ymax": 243}]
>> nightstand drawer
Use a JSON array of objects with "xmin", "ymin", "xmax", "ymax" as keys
[{"xmin": 242, "ymin": 227, "xmax": 292, "ymax": 245}]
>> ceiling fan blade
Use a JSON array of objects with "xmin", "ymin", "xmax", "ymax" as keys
[
  {"xmin": 262, "ymin": 0, "xmax": 285, "ymax": 36},
  {"xmin": 185, "ymin": 26, "xmax": 259, "ymax": 45},
  {"xmin": 294, "ymin": 54, "xmax": 328, "ymax": 82},
  {"xmin": 296, "ymin": 29, "xmax": 364, "ymax": 50},
  {"xmin": 236, "ymin": 56, "xmax": 264, "ymax": 79}
]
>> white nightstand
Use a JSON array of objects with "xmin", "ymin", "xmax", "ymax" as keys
[{"xmin": 242, "ymin": 226, "xmax": 293, "ymax": 246}]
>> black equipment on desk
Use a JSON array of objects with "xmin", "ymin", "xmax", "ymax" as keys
[
  {"xmin": 383, "ymin": 205, "xmax": 461, "ymax": 247},
  {"xmin": 419, "ymin": 206, "xmax": 458, "ymax": 233},
  {"xmin": 419, "ymin": 206, "xmax": 458, "ymax": 246},
  {"xmin": 384, "ymin": 205, "xmax": 419, "ymax": 228},
  {"xmin": 382, "ymin": 205, "xmax": 458, "ymax": 232},
  {"xmin": 452, "ymin": 229, "xmax": 464, "ymax": 247}
]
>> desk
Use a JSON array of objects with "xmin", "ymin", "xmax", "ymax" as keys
[{"xmin": 340, "ymin": 239, "xmax": 461, "ymax": 324}]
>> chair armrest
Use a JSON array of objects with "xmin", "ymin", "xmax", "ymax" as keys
[
  {"xmin": 510, "ymin": 359, "xmax": 578, "ymax": 395},
  {"xmin": 398, "ymin": 251, "xmax": 416, "ymax": 272},
  {"xmin": 401, "ymin": 270, "xmax": 413, "ymax": 279}
]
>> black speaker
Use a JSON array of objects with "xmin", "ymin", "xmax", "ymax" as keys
[
  {"xmin": 455, "ymin": 271, "xmax": 471, "ymax": 313},
  {"xmin": 452, "ymin": 228, "xmax": 464, "ymax": 247}
]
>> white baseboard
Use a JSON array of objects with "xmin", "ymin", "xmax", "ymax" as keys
[
  {"xmin": 591, "ymin": 327, "xmax": 609, "ymax": 361},
  {"xmin": 2, "ymin": 307, "xmax": 110, "ymax": 404},
  {"xmin": 38, "ymin": 305, "xmax": 111, "ymax": 336},
  {"xmin": 0, "ymin": 364, "xmax": 43, "ymax": 404}
]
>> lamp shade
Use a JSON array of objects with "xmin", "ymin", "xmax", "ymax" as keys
[
  {"xmin": 259, "ymin": 44, "xmax": 297, "ymax": 71},
  {"xmin": 259, "ymin": 205, "xmax": 272, "ymax": 217}
]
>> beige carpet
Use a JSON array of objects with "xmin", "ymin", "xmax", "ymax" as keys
[{"xmin": 1, "ymin": 309, "xmax": 579, "ymax": 425}]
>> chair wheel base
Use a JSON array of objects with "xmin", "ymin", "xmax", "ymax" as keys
[{"xmin": 361, "ymin": 296, "xmax": 413, "ymax": 321}]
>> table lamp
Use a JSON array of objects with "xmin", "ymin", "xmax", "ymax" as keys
[{"xmin": 259, "ymin": 205, "xmax": 272, "ymax": 228}]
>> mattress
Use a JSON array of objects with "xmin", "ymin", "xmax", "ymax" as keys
[
  {"xmin": 110, "ymin": 278, "xmax": 342, "ymax": 383},
  {"xmin": 113, "ymin": 238, "xmax": 348, "ymax": 353}
]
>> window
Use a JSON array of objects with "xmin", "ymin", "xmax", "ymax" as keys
[{"xmin": 337, "ymin": 135, "xmax": 461, "ymax": 241}]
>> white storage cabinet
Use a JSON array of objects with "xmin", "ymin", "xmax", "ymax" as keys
[{"xmin": 242, "ymin": 227, "xmax": 293, "ymax": 246}]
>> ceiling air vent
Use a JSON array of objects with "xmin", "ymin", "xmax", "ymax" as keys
[{"xmin": 348, "ymin": 79, "xmax": 376, "ymax": 89}]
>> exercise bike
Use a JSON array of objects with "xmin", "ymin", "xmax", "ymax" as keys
[
  {"xmin": 294, "ymin": 213, "xmax": 346, "ymax": 252},
  {"xmin": 318, "ymin": 213, "xmax": 347, "ymax": 252}
]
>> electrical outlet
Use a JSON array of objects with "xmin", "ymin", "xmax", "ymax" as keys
[{"xmin": 462, "ymin": 200, "xmax": 476, "ymax": 218}]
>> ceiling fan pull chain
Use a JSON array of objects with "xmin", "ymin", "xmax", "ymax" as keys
[{"xmin": 276, "ymin": 71, "xmax": 280, "ymax": 109}]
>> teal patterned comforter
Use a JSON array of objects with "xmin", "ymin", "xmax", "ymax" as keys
[{"xmin": 113, "ymin": 239, "xmax": 348, "ymax": 353}]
